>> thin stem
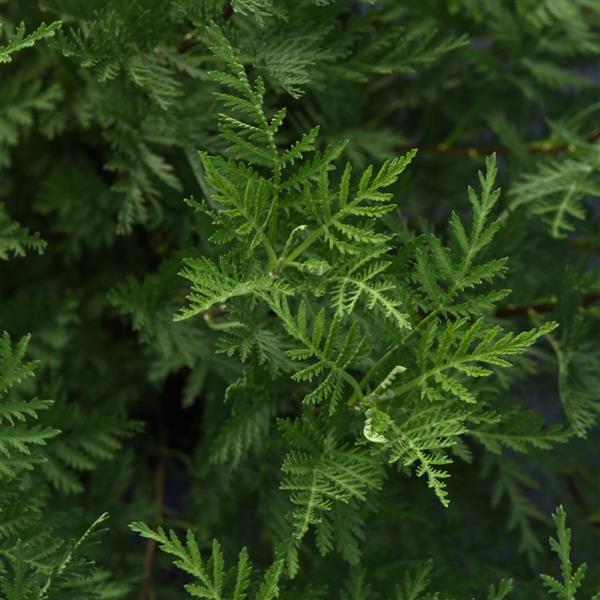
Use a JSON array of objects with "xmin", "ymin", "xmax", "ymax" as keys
[
  {"xmin": 263, "ymin": 237, "xmax": 279, "ymax": 272},
  {"xmin": 281, "ymin": 226, "xmax": 324, "ymax": 266},
  {"xmin": 267, "ymin": 171, "xmax": 282, "ymax": 272},
  {"xmin": 139, "ymin": 408, "xmax": 167, "ymax": 600},
  {"xmin": 342, "ymin": 371, "xmax": 364, "ymax": 403},
  {"xmin": 348, "ymin": 310, "xmax": 440, "ymax": 408},
  {"xmin": 359, "ymin": 345, "xmax": 398, "ymax": 390},
  {"xmin": 393, "ymin": 127, "xmax": 600, "ymax": 160},
  {"xmin": 495, "ymin": 290, "xmax": 600, "ymax": 318}
]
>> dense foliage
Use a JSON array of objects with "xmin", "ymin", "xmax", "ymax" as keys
[{"xmin": 0, "ymin": 1, "xmax": 599, "ymax": 598}]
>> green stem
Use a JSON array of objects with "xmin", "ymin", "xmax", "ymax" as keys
[
  {"xmin": 267, "ymin": 171, "xmax": 281, "ymax": 271},
  {"xmin": 358, "ymin": 345, "xmax": 397, "ymax": 390},
  {"xmin": 348, "ymin": 309, "xmax": 440, "ymax": 407},
  {"xmin": 264, "ymin": 237, "xmax": 278, "ymax": 272},
  {"xmin": 281, "ymin": 227, "xmax": 324, "ymax": 265},
  {"xmin": 343, "ymin": 371, "xmax": 364, "ymax": 403}
]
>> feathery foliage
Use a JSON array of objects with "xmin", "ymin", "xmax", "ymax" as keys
[
  {"xmin": 540, "ymin": 506, "xmax": 595, "ymax": 600},
  {"xmin": 0, "ymin": 333, "xmax": 58, "ymax": 478},
  {"xmin": 0, "ymin": 20, "xmax": 60, "ymax": 64},
  {"xmin": 1, "ymin": 1, "xmax": 599, "ymax": 598},
  {"xmin": 0, "ymin": 205, "xmax": 46, "ymax": 260}
]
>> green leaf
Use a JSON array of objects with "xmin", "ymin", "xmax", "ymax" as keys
[
  {"xmin": 510, "ymin": 153, "xmax": 599, "ymax": 239},
  {"xmin": 364, "ymin": 401, "xmax": 471, "ymax": 507},
  {"xmin": 483, "ymin": 455, "xmax": 546, "ymax": 562},
  {"xmin": 472, "ymin": 409, "xmax": 571, "ymax": 453},
  {"xmin": 403, "ymin": 318, "xmax": 557, "ymax": 405},
  {"xmin": 269, "ymin": 295, "xmax": 365, "ymax": 412},
  {"xmin": 205, "ymin": 23, "xmax": 279, "ymax": 169},
  {"xmin": 487, "ymin": 579, "xmax": 514, "ymax": 600},
  {"xmin": 176, "ymin": 257, "xmax": 273, "ymax": 321},
  {"xmin": 280, "ymin": 419, "xmax": 383, "ymax": 540},
  {"xmin": 331, "ymin": 250, "xmax": 411, "ymax": 331},
  {"xmin": 0, "ymin": 333, "xmax": 58, "ymax": 479},
  {"xmin": 394, "ymin": 560, "xmax": 435, "ymax": 600},
  {"xmin": 417, "ymin": 154, "xmax": 509, "ymax": 316},
  {"xmin": 0, "ymin": 21, "xmax": 61, "ymax": 63},
  {"xmin": 540, "ymin": 506, "xmax": 589, "ymax": 600},
  {"xmin": 0, "ymin": 205, "xmax": 46, "ymax": 260}
]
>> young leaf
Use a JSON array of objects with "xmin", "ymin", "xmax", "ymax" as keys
[
  {"xmin": 540, "ymin": 506, "xmax": 589, "ymax": 600},
  {"xmin": 0, "ymin": 21, "xmax": 61, "ymax": 63}
]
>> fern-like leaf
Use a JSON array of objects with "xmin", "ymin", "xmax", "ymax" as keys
[
  {"xmin": 0, "ymin": 205, "xmax": 46, "ymax": 260},
  {"xmin": 331, "ymin": 249, "xmax": 410, "ymax": 331},
  {"xmin": 205, "ymin": 23, "xmax": 279, "ymax": 170},
  {"xmin": 416, "ymin": 154, "xmax": 509, "ymax": 316},
  {"xmin": 472, "ymin": 409, "xmax": 571, "ymax": 453},
  {"xmin": 510, "ymin": 154, "xmax": 599, "ymax": 239},
  {"xmin": 540, "ymin": 506, "xmax": 589, "ymax": 600},
  {"xmin": 394, "ymin": 560, "xmax": 436, "ymax": 600},
  {"xmin": 363, "ymin": 401, "xmax": 472, "ymax": 507},
  {"xmin": 0, "ymin": 21, "xmax": 61, "ymax": 63},
  {"xmin": 176, "ymin": 257, "xmax": 273, "ymax": 321},
  {"xmin": 0, "ymin": 333, "xmax": 58, "ymax": 478},
  {"xmin": 280, "ymin": 419, "xmax": 383, "ymax": 540},
  {"xmin": 269, "ymin": 295, "xmax": 365, "ymax": 412},
  {"xmin": 130, "ymin": 523, "xmax": 281, "ymax": 600},
  {"xmin": 404, "ymin": 318, "xmax": 557, "ymax": 404}
]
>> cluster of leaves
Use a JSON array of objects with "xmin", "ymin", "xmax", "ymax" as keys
[
  {"xmin": 133, "ymin": 506, "xmax": 598, "ymax": 600},
  {"xmin": 0, "ymin": 247, "xmax": 127, "ymax": 597},
  {"xmin": 1, "ymin": 1, "xmax": 599, "ymax": 599},
  {"xmin": 135, "ymin": 22, "xmax": 596, "ymax": 596},
  {"xmin": 0, "ymin": 22, "xmax": 136, "ymax": 598}
]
